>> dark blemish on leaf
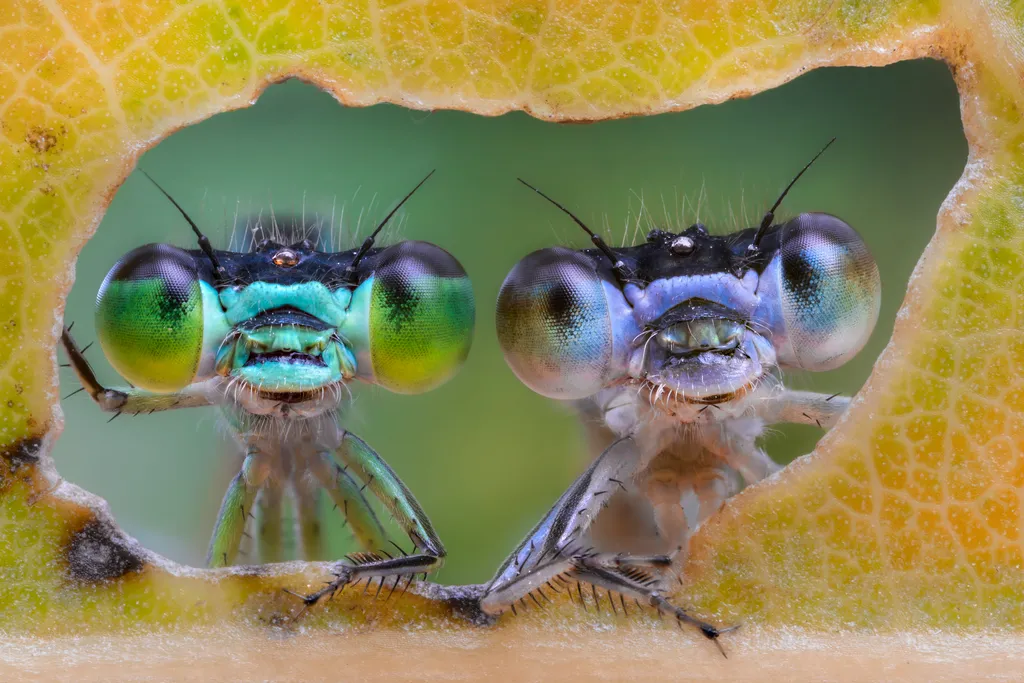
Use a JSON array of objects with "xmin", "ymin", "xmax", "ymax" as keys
[
  {"xmin": 2, "ymin": 435, "xmax": 41, "ymax": 473},
  {"xmin": 419, "ymin": 582, "xmax": 495, "ymax": 626},
  {"xmin": 25, "ymin": 126, "xmax": 64, "ymax": 154},
  {"xmin": 66, "ymin": 519, "xmax": 145, "ymax": 583}
]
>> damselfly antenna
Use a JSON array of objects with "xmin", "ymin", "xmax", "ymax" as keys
[
  {"xmin": 517, "ymin": 178, "xmax": 630, "ymax": 287},
  {"xmin": 140, "ymin": 170, "xmax": 227, "ymax": 281},
  {"xmin": 748, "ymin": 137, "xmax": 836, "ymax": 251},
  {"xmin": 344, "ymin": 170, "xmax": 435, "ymax": 283}
]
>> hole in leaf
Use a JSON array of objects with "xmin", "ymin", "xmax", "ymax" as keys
[{"xmin": 55, "ymin": 59, "xmax": 966, "ymax": 584}]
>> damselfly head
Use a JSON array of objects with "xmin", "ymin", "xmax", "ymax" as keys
[
  {"xmin": 94, "ymin": 174, "xmax": 475, "ymax": 402},
  {"xmin": 497, "ymin": 180, "xmax": 880, "ymax": 405}
]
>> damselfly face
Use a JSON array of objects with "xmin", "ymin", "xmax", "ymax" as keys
[
  {"xmin": 95, "ymin": 236, "xmax": 474, "ymax": 405},
  {"xmin": 496, "ymin": 213, "xmax": 880, "ymax": 407}
]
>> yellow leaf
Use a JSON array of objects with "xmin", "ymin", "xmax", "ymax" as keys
[{"xmin": 3, "ymin": 0, "xmax": 1024, "ymax": 676}]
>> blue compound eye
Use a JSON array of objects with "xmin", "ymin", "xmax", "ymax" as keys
[
  {"xmin": 496, "ymin": 247, "xmax": 629, "ymax": 399},
  {"xmin": 775, "ymin": 213, "xmax": 881, "ymax": 371}
]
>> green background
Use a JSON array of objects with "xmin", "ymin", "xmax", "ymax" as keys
[{"xmin": 55, "ymin": 60, "xmax": 966, "ymax": 584}]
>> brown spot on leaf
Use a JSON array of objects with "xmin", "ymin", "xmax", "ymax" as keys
[
  {"xmin": 1, "ymin": 435, "xmax": 41, "ymax": 472},
  {"xmin": 25, "ymin": 126, "xmax": 62, "ymax": 154},
  {"xmin": 66, "ymin": 519, "xmax": 145, "ymax": 583}
]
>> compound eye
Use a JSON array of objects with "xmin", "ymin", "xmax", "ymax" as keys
[
  {"xmin": 95, "ymin": 244, "xmax": 205, "ymax": 392},
  {"xmin": 357, "ymin": 241, "xmax": 475, "ymax": 394},
  {"xmin": 776, "ymin": 213, "xmax": 881, "ymax": 371},
  {"xmin": 496, "ymin": 247, "xmax": 623, "ymax": 399}
]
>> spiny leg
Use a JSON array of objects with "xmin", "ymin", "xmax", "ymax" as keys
[
  {"xmin": 757, "ymin": 390, "xmax": 850, "ymax": 429},
  {"xmin": 293, "ymin": 431, "xmax": 444, "ymax": 608},
  {"xmin": 60, "ymin": 326, "xmax": 214, "ymax": 415},
  {"xmin": 479, "ymin": 436, "xmax": 730, "ymax": 650},
  {"xmin": 307, "ymin": 450, "xmax": 387, "ymax": 552},
  {"xmin": 207, "ymin": 451, "xmax": 270, "ymax": 567},
  {"xmin": 481, "ymin": 437, "xmax": 641, "ymax": 610},
  {"xmin": 569, "ymin": 556, "xmax": 735, "ymax": 657},
  {"xmin": 705, "ymin": 391, "xmax": 851, "ymax": 486},
  {"xmin": 481, "ymin": 550, "xmax": 673, "ymax": 615}
]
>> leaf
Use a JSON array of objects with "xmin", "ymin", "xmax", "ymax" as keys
[{"xmin": 2, "ymin": 0, "xmax": 1024, "ymax": 673}]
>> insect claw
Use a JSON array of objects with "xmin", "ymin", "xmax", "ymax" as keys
[{"xmin": 699, "ymin": 624, "xmax": 732, "ymax": 659}]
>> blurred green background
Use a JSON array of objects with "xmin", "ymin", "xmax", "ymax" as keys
[{"xmin": 54, "ymin": 60, "xmax": 966, "ymax": 585}]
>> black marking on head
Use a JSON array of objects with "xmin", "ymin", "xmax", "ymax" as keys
[
  {"xmin": 569, "ymin": 221, "xmax": 785, "ymax": 286},
  {"xmin": 66, "ymin": 519, "xmax": 145, "ymax": 584},
  {"xmin": 236, "ymin": 307, "xmax": 333, "ymax": 331}
]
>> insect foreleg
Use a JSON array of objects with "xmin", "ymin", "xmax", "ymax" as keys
[
  {"xmin": 756, "ymin": 389, "xmax": 850, "ymax": 429},
  {"xmin": 207, "ymin": 450, "xmax": 271, "ymax": 567},
  {"xmin": 703, "ymin": 422, "xmax": 781, "ymax": 485},
  {"xmin": 333, "ymin": 431, "xmax": 444, "ymax": 562},
  {"xmin": 306, "ymin": 451, "xmax": 388, "ymax": 552},
  {"xmin": 481, "ymin": 438, "xmax": 662, "ymax": 614},
  {"xmin": 60, "ymin": 326, "xmax": 213, "ymax": 414},
  {"xmin": 292, "ymin": 431, "xmax": 445, "ymax": 609}
]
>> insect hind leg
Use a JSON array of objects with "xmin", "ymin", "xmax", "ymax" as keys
[
  {"xmin": 288, "ymin": 432, "xmax": 446, "ymax": 615},
  {"xmin": 569, "ymin": 556, "xmax": 736, "ymax": 657}
]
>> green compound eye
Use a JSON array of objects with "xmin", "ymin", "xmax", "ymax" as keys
[
  {"xmin": 345, "ymin": 241, "xmax": 475, "ymax": 394},
  {"xmin": 95, "ymin": 243, "xmax": 206, "ymax": 393}
]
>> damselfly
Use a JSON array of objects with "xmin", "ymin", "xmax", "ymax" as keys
[
  {"xmin": 480, "ymin": 141, "xmax": 880, "ymax": 652},
  {"xmin": 61, "ymin": 171, "xmax": 475, "ymax": 603}
]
